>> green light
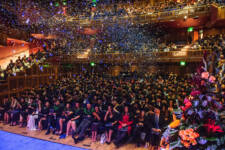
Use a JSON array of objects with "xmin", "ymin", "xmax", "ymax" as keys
[
  {"xmin": 63, "ymin": 2, "xmax": 67, "ymax": 5},
  {"xmin": 187, "ymin": 27, "xmax": 194, "ymax": 32},
  {"xmin": 55, "ymin": 2, "xmax": 59, "ymax": 7},
  {"xmin": 180, "ymin": 61, "xmax": 186, "ymax": 66},
  {"xmin": 92, "ymin": 0, "xmax": 97, "ymax": 7},
  {"xmin": 43, "ymin": 64, "xmax": 50, "ymax": 68},
  {"xmin": 90, "ymin": 62, "xmax": 95, "ymax": 67}
]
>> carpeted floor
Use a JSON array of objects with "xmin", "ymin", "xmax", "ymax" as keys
[{"xmin": 0, "ymin": 130, "xmax": 87, "ymax": 150}]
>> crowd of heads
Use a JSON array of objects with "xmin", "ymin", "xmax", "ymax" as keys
[
  {"xmin": 0, "ymin": 46, "xmax": 55, "ymax": 81},
  {"xmin": 2, "ymin": 0, "xmax": 224, "ymax": 29},
  {"xmin": 93, "ymin": 23, "xmax": 167, "ymax": 53},
  {"xmin": 194, "ymin": 34, "xmax": 225, "ymax": 52},
  {"xmin": 0, "ymin": 72, "xmax": 194, "ymax": 148},
  {"xmin": 192, "ymin": 34, "xmax": 225, "ymax": 76},
  {"xmin": 0, "ymin": 32, "xmax": 224, "ymax": 148},
  {"xmin": 0, "ymin": 0, "xmax": 224, "ymax": 149},
  {"xmin": 0, "ymin": 62, "xmax": 224, "ymax": 148},
  {"xmin": 1, "ymin": 0, "xmax": 223, "ymax": 59}
]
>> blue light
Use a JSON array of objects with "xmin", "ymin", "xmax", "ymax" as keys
[
  {"xmin": 40, "ymin": 66, "xmax": 43, "ymax": 72},
  {"xmin": 26, "ymin": 18, "xmax": 30, "ymax": 24},
  {"xmin": 82, "ymin": 67, "xmax": 86, "ymax": 71}
]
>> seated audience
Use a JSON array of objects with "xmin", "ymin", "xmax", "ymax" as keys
[
  {"xmin": 104, "ymin": 105, "xmax": 117, "ymax": 144},
  {"xmin": 149, "ymin": 108, "xmax": 164, "ymax": 150},
  {"xmin": 0, "ymin": 63, "xmax": 223, "ymax": 148},
  {"xmin": 91, "ymin": 105, "xmax": 103, "ymax": 142},
  {"xmin": 73, "ymin": 103, "xmax": 94, "ymax": 143},
  {"xmin": 114, "ymin": 105, "xmax": 133, "ymax": 148},
  {"xmin": 66, "ymin": 102, "xmax": 82, "ymax": 138}
]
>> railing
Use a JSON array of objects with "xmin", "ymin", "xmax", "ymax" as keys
[
  {"xmin": 55, "ymin": 49, "xmax": 211, "ymax": 63},
  {"xmin": 212, "ymin": 2, "xmax": 225, "ymax": 7},
  {"xmin": 22, "ymin": 4, "xmax": 210, "ymax": 27},
  {"xmin": 61, "ymin": 4, "xmax": 210, "ymax": 26},
  {"xmin": 0, "ymin": 3, "xmax": 214, "ymax": 27}
]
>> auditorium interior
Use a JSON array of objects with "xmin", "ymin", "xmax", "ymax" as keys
[{"xmin": 0, "ymin": 0, "xmax": 225, "ymax": 150}]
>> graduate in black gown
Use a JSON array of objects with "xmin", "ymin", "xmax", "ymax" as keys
[{"xmin": 104, "ymin": 105, "xmax": 117, "ymax": 144}]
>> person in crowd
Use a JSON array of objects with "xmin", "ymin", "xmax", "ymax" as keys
[
  {"xmin": 2, "ymin": 97, "xmax": 11, "ymax": 124},
  {"xmin": 66, "ymin": 102, "xmax": 82, "ymax": 138},
  {"xmin": 18, "ymin": 98, "xmax": 28, "ymax": 127},
  {"xmin": 58, "ymin": 103, "xmax": 73, "ymax": 135},
  {"xmin": 104, "ymin": 105, "xmax": 117, "ymax": 144},
  {"xmin": 91, "ymin": 105, "xmax": 102, "ymax": 142},
  {"xmin": 132, "ymin": 109, "xmax": 148, "ymax": 147},
  {"xmin": 149, "ymin": 108, "xmax": 164, "ymax": 150},
  {"xmin": 114, "ymin": 105, "xmax": 133, "ymax": 148},
  {"xmin": 10, "ymin": 97, "xmax": 21, "ymax": 126},
  {"xmin": 0, "ymin": 97, "xmax": 9, "ymax": 121},
  {"xmin": 45, "ymin": 100, "xmax": 62, "ymax": 135},
  {"xmin": 26, "ymin": 97, "xmax": 38, "ymax": 130},
  {"xmin": 73, "ymin": 103, "xmax": 94, "ymax": 144},
  {"xmin": 38, "ymin": 101, "xmax": 50, "ymax": 130}
]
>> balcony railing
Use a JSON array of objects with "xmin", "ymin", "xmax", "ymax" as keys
[
  {"xmin": 54, "ymin": 49, "xmax": 211, "ymax": 63},
  {"xmin": 40, "ymin": 4, "xmax": 211, "ymax": 27},
  {"xmin": 60, "ymin": 5, "xmax": 210, "ymax": 26}
]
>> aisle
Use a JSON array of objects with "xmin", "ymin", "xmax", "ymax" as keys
[{"xmin": 0, "ymin": 130, "xmax": 87, "ymax": 150}]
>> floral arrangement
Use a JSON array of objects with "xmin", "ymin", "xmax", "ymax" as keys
[
  {"xmin": 179, "ymin": 128, "xmax": 199, "ymax": 148},
  {"xmin": 161, "ymin": 51, "xmax": 225, "ymax": 150},
  {"xmin": 169, "ymin": 120, "xmax": 180, "ymax": 129}
]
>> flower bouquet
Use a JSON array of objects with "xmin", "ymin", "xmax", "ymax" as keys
[{"xmin": 161, "ymin": 51, "xmax": 225, "ymax": 150}]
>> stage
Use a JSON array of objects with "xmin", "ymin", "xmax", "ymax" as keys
[
  {"xmin": 0, "ymin": 123, "xmax": 146, "ymax": 150},
  {"xmin": 0, "ymin": 130, "xmax": 86, "ymax": 150}
]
